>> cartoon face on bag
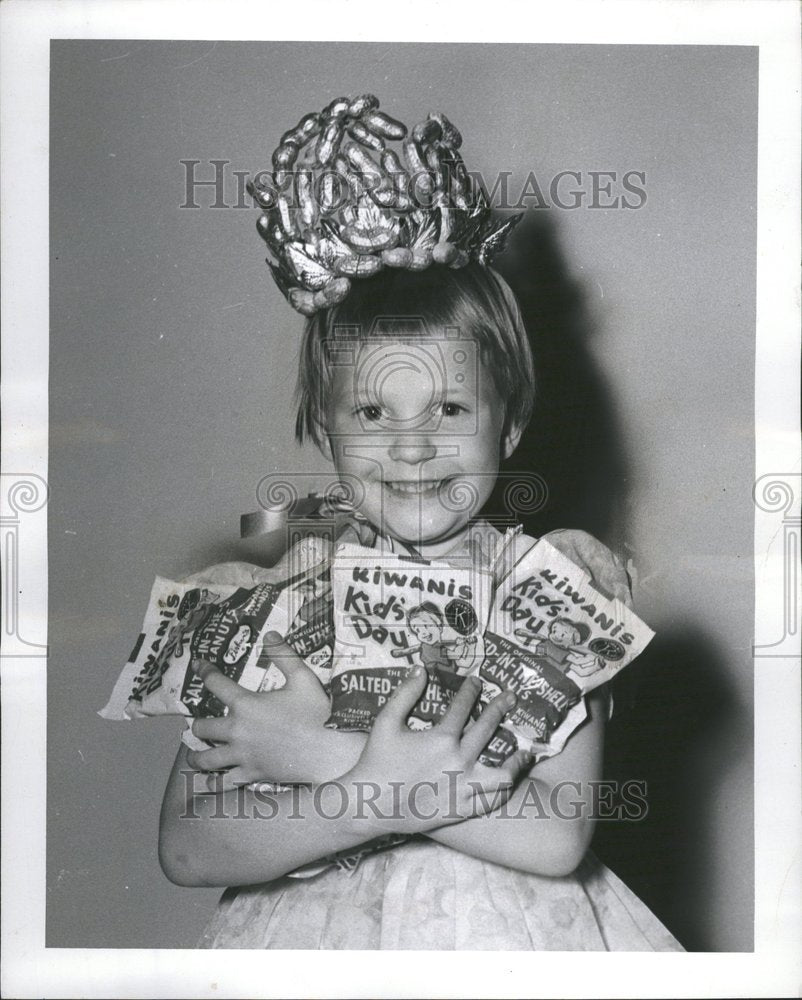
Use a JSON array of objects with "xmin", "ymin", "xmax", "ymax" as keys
[
  {"xmin": 549, "ymin": 619, "xmax": 583, "ymax": 650},
  {"xmin": 408, "ymin": 606, "xmax": 444, "ymax": 645},
  {"xmin": 325, "ymin": 333, "xmax": 522, "ymax": 547}
]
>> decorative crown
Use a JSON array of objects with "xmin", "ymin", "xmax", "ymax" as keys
[{"xmin": 249, "ymin": 95, "xmax": 522, "ymax": 315}]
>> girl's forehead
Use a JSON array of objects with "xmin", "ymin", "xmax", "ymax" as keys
[
  {"xmin": 329, "ymin": 334, "xmax": 494, "ymax": 400},
  {"xmin": 351, "ymin": 337, "xmax": 472, "ymax": 364}
]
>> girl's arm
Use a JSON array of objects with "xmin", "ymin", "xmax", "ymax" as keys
[
  {"xmin": 159, "ymin": 744, "xmax": 370, "ymax": 887},
  {"xmin": 178, "ymin": 638, "xmax": 603, "ymax": 878},
  {"xmin": 422, "ymin": 688, "xmax": 606, "ymax": 876},
  {"xmin": 158, "ymin": 669, "xmax": 531, "ymax": 887}
]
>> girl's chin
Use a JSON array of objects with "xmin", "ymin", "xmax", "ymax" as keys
[{"xmin": 378, "ymin": 511, "xmax": 473, "ymax": 549}]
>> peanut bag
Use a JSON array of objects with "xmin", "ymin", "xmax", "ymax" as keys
[
  {"xmin": 326, "ymin": 542, "xmax": 493, "ymax": 732},
  {"xmin": 99, "ymin": 562, "xmax": 334, "ymax": 727},
  {"xmin": 477, "ymin": 537, "xmax": 655, "ymax": 764}
]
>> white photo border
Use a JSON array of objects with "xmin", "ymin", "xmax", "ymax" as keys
[{"xmin": 1, "ymin": 1, "xmax": 799, "ymax": 997}]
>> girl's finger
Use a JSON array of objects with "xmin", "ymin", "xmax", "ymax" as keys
[
  {"xmin": 261, "ymin": 633, "xmax": 310, "ymax": 679},
  {"xmin": 191, "ymin": 716, "xmax": 231, "ymax": 742},
  {"xmin": 205, "ymin": 767, "xmax": 250, "ymax": 793},
  {"xmin": 492, "ymin": 748, "xmax": 533, "ymax": 787},
  {"xmin": 438, "ymin": 675, "xmax": 483, "ymax": 736},
  {"xmin": 375, "ymin": 665, "xmax": 428, "ymax": 731},
  {"xmin": 186, "ymin": 744, "xmax": 238, "ymax": 772},
  {"xmin": 201, "ymin": 665, "xmax": 246, "ymax": 705},
  {"xmin": 459, "ymin": 690, "xmax": 517, "ymax": 758}
]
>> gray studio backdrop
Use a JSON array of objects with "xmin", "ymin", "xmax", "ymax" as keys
[{"xmin": 48, "ymin": 41, "xmax": 756, "ymax": 950}]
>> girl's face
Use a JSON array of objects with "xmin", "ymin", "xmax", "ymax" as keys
[{"xmin": 324, "ymin": 333, "xmax": 522, "ymax": 550}]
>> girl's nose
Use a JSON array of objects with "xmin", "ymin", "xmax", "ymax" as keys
[{"xmin": 387, "ymin": 437, "xmax": 437, "ymax": 465}]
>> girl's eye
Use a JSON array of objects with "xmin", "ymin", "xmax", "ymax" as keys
[
  {"xmin": 357, "ymin": 405, "xmax": 383, "ymax": 422},
  {"xmin": 440, "ymin": 402, "xmax": 465, "ymax": 417}
]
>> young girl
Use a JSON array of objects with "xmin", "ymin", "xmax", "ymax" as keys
[{"xmin": 158, "ymin": 96, "xmax": 684, "ymax": 951}]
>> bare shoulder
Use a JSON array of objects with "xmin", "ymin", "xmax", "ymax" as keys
[
  {"xmin": 179, "ymin": 561, "xmax": 269, "ymax": 587},
  {"xmin": 178, "ymin": 534, "xmax": 333, "ymax": 587}
]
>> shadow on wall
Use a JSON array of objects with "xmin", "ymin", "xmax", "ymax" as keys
[
  {"xmin": 597, "ymin": 627, "xmax": 746, "ymax": 952},
  {"xmin": 493, "ymin": 212, "xmax": 748, "ymax": 952},
  {"xmin": 493, "ymin": 210, "xmax": 629, "ymax": 544}
]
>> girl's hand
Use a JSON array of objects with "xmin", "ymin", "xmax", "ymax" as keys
[
  {"xmin": 344, "ymin": 667, "xmax": 532, "ymax": 837},
  {"xmin": 185, "ymin": 635, "xmax": 364, "ymax": 790}
]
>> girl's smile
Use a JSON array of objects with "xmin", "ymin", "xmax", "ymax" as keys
[
  {"xmin": 384, "ymin": 478, "xmax": 440, "ymax": 493},
  {"xmin": 382, "ymin": 477, "xmax": 451, "ymax": 498}
]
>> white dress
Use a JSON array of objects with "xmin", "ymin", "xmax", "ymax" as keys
[
  {"xmin": 197, "ymin": 838, "xmax": 683, "ymax": 950},
  {"xmin": 191, "ymin": 521, "xmax": 685, "ymax": 952}
]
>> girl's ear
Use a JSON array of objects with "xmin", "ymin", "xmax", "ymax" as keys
[{"xmin": 502, "ymin": 422, "xmax": 524, "ymax": 460}]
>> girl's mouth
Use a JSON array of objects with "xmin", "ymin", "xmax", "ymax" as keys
[{"xmin": 382, "ymin": 479, "xmax": 446, "ymax": 498}]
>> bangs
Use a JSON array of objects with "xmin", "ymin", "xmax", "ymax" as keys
[{"xmin": 326, "ymin": 266, "xmax": 497, "ymax": 340}]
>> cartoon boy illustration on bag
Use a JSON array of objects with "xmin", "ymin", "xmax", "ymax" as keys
[
  {"xmin": 391, "ymin": 600, "xmax": 480, "ymax": 675},
  {"xmin": 516, "ymin": 616, "xmax": 603, "ymax": 678}
]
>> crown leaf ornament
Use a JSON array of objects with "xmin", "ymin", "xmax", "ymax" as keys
[{"xmin": 249, "ymin": 96, "xmax": 523, "ymax": 315}]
